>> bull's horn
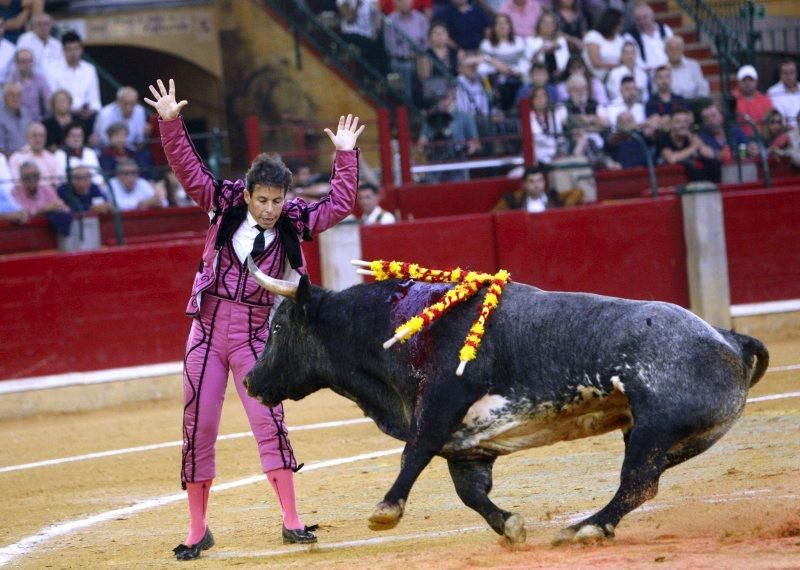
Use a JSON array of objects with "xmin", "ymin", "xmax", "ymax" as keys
[
  {"xmin": 247, "ymin": 256, "xmax": 298, "ymax": 299},
  {"xmin": 351, "ymin": 259, "xmax": 371, "ymax": 267},
  {"xmin": 356, "ymin": 269, "xmax": 374, "ymax": 276}
]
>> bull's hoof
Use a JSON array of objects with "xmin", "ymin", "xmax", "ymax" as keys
[
  {"xmin": 551, "ymin": 527, "xmax": 576, "ymax": 546},
  {"xmin": 502, "ymin": 513, "xmax": 527, "ymax": 544},
  {"xmin": 553, "ymin": 523, "xmax": 615, "ymax": 546},
  {"xmin": 368, "ymin": 499, "xmax": 405, "ymax": 530}
]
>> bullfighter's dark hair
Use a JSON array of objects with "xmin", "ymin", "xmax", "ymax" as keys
[
  {"xmin": 245, "ymin": 153, "xmax": 293, "ymax": 194},
  {"xmin": 61, "ymin": 31, "xmax": 83, "ymax": 45}
]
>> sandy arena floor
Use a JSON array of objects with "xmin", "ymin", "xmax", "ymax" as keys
[{"xmin": 1, "ymin": 337, "xmax": 798, "ymax": 569}]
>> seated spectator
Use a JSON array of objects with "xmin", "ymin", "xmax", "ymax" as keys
[
  {"xmin": 606, "ymin": 76, "xmax": 645, "ymax": 129},
  {"xmin": 337, "ymin": 0, "xmax": 385, "ymax": 74},
  {"xmin": 384, "ymin": 0, "xmax": 429, "ymax": 104},
  {"xmin": 479, "ymin": 14, "xmax": 528, "ymax": 111},
  {"xmin": 554, "ymin": 73, "xmax": 609, "ymax": 158},
  {"xmin": 93, "ymin": 86, "xmax": 150, "ymax": 148},
  {"xmin": 554, "ymin": 0, "xmax": 588, "ymax": 52},
  {"xmin": 493, "ymin": 164, "xmax": 563, "ymax": 212},
  {"xmin": 54, "ymin": 122, "xmax": 104, "ymax": 188},
  {"xmin": 0, "ymin": 82, "xmax": 33, "ymax": 155},
  {"xmin": 525, "ymin": 11, "xmax": 571, "ymax": 79},
  {"xmin": 358, "ymin": 182, "xmax": 396, "ymax": 224},
  {"xmin": 6, "ymin": 48, "xmax": 51, "ymax": 121},
  {"xmin": 0, "ymin": 185, "xmax": 29, "ymax": 223},
  {"xmin": 734, "ymin": 64, "xmax": 774, "ymax": 137},
  {"xmin": 16, "ymin": 12, "xmax": 63, "ymax": 78},
  {"xmin": 418, "ymin": 87, "xmax": 481, "ymax": 180},
  {"xmin": 10, "ymin": 121, "xmax": 59, "ymax": 188},
  {"xmin": 497, "ymin": 0, "xmax": 541, "ymax": 39},
  {"xmin": 656, "ymin": 107, "xmax": 720, "ymax": 182},
  {"xmin": 455, "ymin": 54, "xmax": 490, "ymax": 119},
  {"xmin": 287, "ymin": 160, "xmax": 331, "ymax": 201},
  {"xmin": 606, "ymin": 41, "xmax": 648, "ymax": 103},
  {"xmin": 99, "ymin": 122, "xmax": 154, "ymax": 179},
  {"xmin": 0, "ymin": 0, "xmax": 38, "ymax": 44},
  {"xmin": 43, "ymin": 89, "xmax": 85, "ymax": 150},
  {"xmin": 417, "ymin": 22, "xmax": 461, "ymax": 108},
  {"xmin": 516, "ymin": 62, "xmax": 559, "ymax": 107},
  {"xmin": 760, "ymin": 109, "xmax": 791, "ymax": 159},
  {"xmin": 10, "ymin": 161, "xmax": 69, "ymax": 216},
  {"xmin": 48, "ymin": 31, "xmax": 101, "ymax": 129},
  {"xmin": 605, "ymin": 110, "xmax": 652, "ymax": 169},
  {"xmin": 665, "ymin": 36, "xmax": 709, "ymax": 99},
  {"xmin": 768, "ymin": 59, "xmax": 800, "ymax": 127},
  {"xmin": 108, "ymin": 158, "xmax": 164, "ymax": 211},
  {"xmin": 0, "ymin": 18, "xmax": 16, "ymax": 80},
  {"xmin": 56, "ymin": 164, "xmax": 111, "ymax": 215},
  {"xmin": 698, "ymin": 100, "xmax": 758, "ymax": 161},
  {"xmin": 528, "ymin": 85, "xmax": 564, "ymax": 164},
  {"xmin": 645, "ymin": 65, "xmax": 687, "ymax": 131},
  {"xmin": 556, "ymin": 55, "xmax": 609, "ymax": 105},
  {"xmin": 624, "ymin": 1, "xmax": 671, "ymax": 73},
  {"xmin": 434, "ymin": 0, "xmax": 491, "ymax": 51},
  {"xmin": 582, "ymin": 7, "xmax": 625, "ymax": 80}
]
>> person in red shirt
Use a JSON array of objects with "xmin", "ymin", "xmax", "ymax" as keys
[{"xmin": 734, "ymin": 65, "xmax": 774, "ymax": 136}]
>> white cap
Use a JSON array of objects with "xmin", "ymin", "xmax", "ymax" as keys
[{"xmin": 737, "ymin": 65, "xmax": 758, "ymax": 81}]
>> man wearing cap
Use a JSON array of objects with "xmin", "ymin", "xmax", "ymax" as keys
[{"xmin": 734, "ymin": 64, "xmax": 774, "ymax": 137}]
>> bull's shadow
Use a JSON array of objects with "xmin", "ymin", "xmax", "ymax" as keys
[{"xmin": 244, "ymin": 266, "xmax": 768, "ymax": 545}]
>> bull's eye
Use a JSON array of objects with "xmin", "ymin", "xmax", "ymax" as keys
[{"xmin": 273, "ymin": 324, "xmax": 281, "ymax": 334}]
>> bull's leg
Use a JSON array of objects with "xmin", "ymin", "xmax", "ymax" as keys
[
  {"xmin": 554, "ymin": 424, "xmax": 671, "ymax": 545},
  {"xmin": 448, "ymin": 458, "xmax": 526, "ymax": 544}
]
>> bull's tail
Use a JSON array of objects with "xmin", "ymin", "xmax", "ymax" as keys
[{"xmin": 716, "ymin": 328, "xmax": 770, "ymax": 387}]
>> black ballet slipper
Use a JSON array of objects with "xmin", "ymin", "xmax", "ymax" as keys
[
  {"xmin": 173, "ymin": 527, "xmax": 215, "ymax": 560},
  {"xmin": 282, "ymin": 524, "xmax": 319, "ymax": 544}
]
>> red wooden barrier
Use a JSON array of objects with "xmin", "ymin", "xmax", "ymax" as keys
[{"xmin": 395, "ymin": 177, "xmax": 519, "ymax": 220}]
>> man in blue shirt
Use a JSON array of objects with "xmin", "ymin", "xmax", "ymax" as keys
[
  {"xmin": 433, "ymin": 0, "xmax": 491, "ymax": 50},
  {"xmin": 697, "ymin": 101, "xmax": 759, "ymax": 161},
  {"xmin": 56, "ymin": 164, "xmax": 112, "ymax": 214}
]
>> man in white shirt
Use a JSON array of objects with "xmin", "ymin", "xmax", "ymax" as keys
[
  {"xmin": 665, "ymin": 36, "xmax": 709, "ymax": 99},
  {"xmin": 768, "ymin": 59, "xmax": 800, "ymax": 127},
  {"xmin": 108, "ymin": 158, "xmax": 164, "ymax": 211},
  {"xmin": 606, "ymin": 76, "xmax": 646, "ymax": 129},
  {"xmin": 624, "ymin": 1, "xmax": 672, "ymax": 72},
  {"xmin": 16, "ymin": 12, "xmax": 64, "ymax": 79},
  {"xmin": 358, "ymin": 183, "xmax": 396, "ymax": 224},
  {"xmin": 48, "ymin": 31, "xmax": 101, "ymax": 117},
  {"xmin": 0, "ymin": 19, "xmax": 16, "ymax": 81},
  {"xmin": 93, "ymin": 86, "xmax": 150, "ymax": 148}
]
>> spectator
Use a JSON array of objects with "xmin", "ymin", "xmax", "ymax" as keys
[
  {"xmin": 606, "ymin": 75, "xmax": 645, "ymax": 129},
  {"xmin": 493, "ymin": 164, "xmax": 559, "ymax": 212},
  {"xmin": 582, "ymin": 8, "xmax": 625, "ymax": 80},
  {"xmin": 733, "ymin": 64, "xmax": 774, "ymax": 137},
  {"xmin": 455, "ymin": 54, "xmax": 490, "ymax": 118},
  {"xmin": 496, "ymin": 0, "xmax": 542, "ymax": 39},
  {"xmin": 698, "ymin": 100, "xmax": 758, "ymax": 161},
  {"xmin": 6, "ymin": 48, "xmax": 51, "ymax": 121},
  {"xmin": 516, "ymin": 61, "xmax": 559, "ymax": 106},
  {"xmin": 54, "ymin": 122, "xmax": 104, "ymax": 188},
  {"xmin": 384, "ymin": 0, "xmax": 429, "ymax": 104},
  {"xmin": 434, "ymin": 0, "xmax": 492, "ymax": 51},
  {"xmin": 337, "ymin": 0, "xmax": 385, "ymax": 73},
  {"xmin": 56, "ymin": 164, "xmax": 111, "ymax": 215},
  {"xmin": 768, "ymin": 59, "xmax": 800, "ymax": 127},
  {"xmin": 554, "ymin": 0, "xmax": 587, "ymax": 51},
  {"xmin": 525, "ymin": 11, "xmax": 571, "ymax": 79},
  {"xmin": 624, "ymin": 1, "xmax": 671, "ymax": 72},
  {"xmin": 0, "ymin": 0, "xmax": 39, "ymax": 44},
  {"xmin": 0, "ymin": 18, "xmax": 16, "ymax": 80},
  {"xmin": 419, "ymin": 87, "xmax": 481, "ymax": 180},
  {"xmin": 528, "ymin": 85, "xmax": 564, "ymax": 164},
  {"xmin": 479, "ymin": 14, "xmax": 528, "ymax": 111},
  {"xmin": 0, "ymin": 184, "xmax": 28, "ymax": 223},
  {"xmin": 288, "ymin": 160, "xmax": 331, "ymax": 201},
  {"xmin": 10, "ymin": 161, "xmax": 69, "ymax": 216},
  {"xmin": 16, "ymin": 12, "xmax": 64, "ymax": 78},
  {"xmin": 665, "ymin": 36, "xmax": 709, "ymax": 99},
  {"xmin": 0, "ymin": 149, "xmax": 11, "ymax": 195},
  {"xmin": 554, "ymin": 73, "xmax": 609, "ymax": 158},
  {"xmin": 605, "ymin": 110, "xmax": 652, "ymax": 169},
  {"xmin": 645, "ymin": 65, "xmax": 687, "ymax": 130},
  {"xmin": 357, "ymin": 182, "xmax": 396, "ymax": 224},
  {"xmin": 417, "ymin": 22, "xmax": 461, "ymax": 108},
  {"xmin": 556, "ymin": 54, "xmax": 609, "ymax": 104},
  {"xmin": 9, "ymin": 121, "xmax": 59, "ymax": 187},
  {"xmin": 0, "ymin": 82, "xmax": 33, "ymax": 155},
  {"xmin": 108, "ymin": 158, "xmax": 164, "ymax": 211},
  {"xmin": 99, "ymin": 122, "xmax": 154, "ymax": 179},
  {"xmin": 43, "ymin": 89, "xmax": 83, "ymax": 150},
  {"xmin": 48, "ymin": 31, "xmax": 101, "ymax": 126},
  {"xmin": 760, "ymin": 109, "xmax": 791, "ymax": 159},
  {"xmin": 606, "ymin": 41, "xmax": 648, "ymax": 103},
  {"xmin": 93, "ymin": 86, "xmax": 150, "ymax": 148},
  {"xmin": 656, "ymin": 107, "xmax": 720, "ymax": 182}
]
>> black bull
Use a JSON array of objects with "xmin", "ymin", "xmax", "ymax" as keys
[{"xmin": 245, "ymin": 277, "xmax": 768, "ymax": 545}]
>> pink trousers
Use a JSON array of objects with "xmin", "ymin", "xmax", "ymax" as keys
[{"xmin": 181, "ymin": 296, "xmax": 296, "ymax": 485}]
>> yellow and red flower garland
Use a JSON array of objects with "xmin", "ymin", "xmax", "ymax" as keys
[{"xmin": 367, "ymin": 260, "xmax": 510, "ymax": 376}]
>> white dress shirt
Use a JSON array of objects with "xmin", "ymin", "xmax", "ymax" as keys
[
  {"xmin": 93, "ymin": 102, "xmax": 148, "ymax": 147},
  {"xmin": 606, "ymin": 100, "xmax": 646, "ymax": 129},
  {"xmin": 0, "ymin": 38, "xmax": 15, "ymax": 81},
  {"xmin": 362, "ymin": 206, "xmax": 396, "ymax": 225},
  {"xmin": 768, "ymin": 81, "xmax": 800, "ymax": 126},
  {"xmin": 49, "ymin": 60, "xmax": 102, "ymax": 112},
  {"xmin": 54, "ymin": 147, "xmax": 105, "ymax": 189},
  {"xmin": 525, "ymin": 193, "xmax": 548, "ymax": 213},
  {"xmin": 109, "ymin": 176, "xmax": 159, "ymax": 211},
  {"xmin": 16, "ymin": 31, "xmax": 65, "ymax": 78},
  {"xmin": 232, "ymin": 211, "xmax": 276, "ymax": 263}
]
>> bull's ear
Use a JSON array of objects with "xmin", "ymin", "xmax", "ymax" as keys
[{"xmin": 296, "ymin": 274, "xmax": 312, "ymax": 310}]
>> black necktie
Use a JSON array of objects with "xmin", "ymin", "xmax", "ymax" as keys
[{"xmin": 250, "ymin": 225, "xmax": 267, "ymax": 258}]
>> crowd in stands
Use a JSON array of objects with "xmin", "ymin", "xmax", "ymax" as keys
[
  {"xmin": 316, "ymin": 0, "xmax": 800, "ymax": 190},
  {"xmin": 0, "ymin": 8, "xmax": 191, "ymax": 232}
]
